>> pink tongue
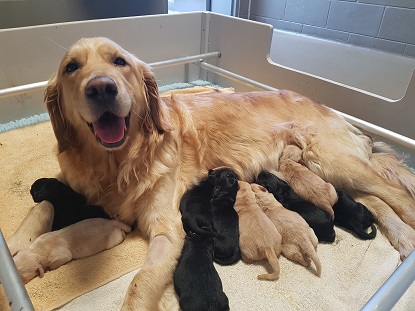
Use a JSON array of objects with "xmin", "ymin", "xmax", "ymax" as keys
[{"xmin": 93, "ymin": 114, "xmax": 125, "ymax": 144}]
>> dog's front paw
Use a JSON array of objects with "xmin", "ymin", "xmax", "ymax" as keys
[{"xmin": 394, "ymin": 226, "xmax": 415, "ymax": 260}]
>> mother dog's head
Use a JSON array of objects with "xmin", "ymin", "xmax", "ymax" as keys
[{"xmin": 45, "ymin": 37, "xmax": 169, "ymax": 152}]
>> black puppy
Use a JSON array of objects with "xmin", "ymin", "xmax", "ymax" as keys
[
  {"xmin": 333, "ymin": 191, "xmax": 377, "ymax": 239},
  {"xmin": 255, "ymin": 172, "xmax": 336, "ymax": 243},
  {"xmin": 30, "ymin": 178, "xmax": 110, "ymax": 231},
  {"xmin": 174, "ymin": 233, "xmax": 229, "ymax": 311},
  {"xmin": 179, "ymin": 178, "xmax": 216, "ymax": 237},
  {"xmin": 176, "ymin": 176, "xmax": 229, "ymax": 311},
  {"xmin": 208, "ymin": 168, "xmax": 241, "ymax": 265}
]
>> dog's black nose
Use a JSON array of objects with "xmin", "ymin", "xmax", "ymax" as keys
[{"xmin": 85, "ymin": 76, "xmax": 118, "ymax": 100}]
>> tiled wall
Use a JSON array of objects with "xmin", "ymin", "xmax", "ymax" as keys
[{"xmin": 244, "ymin": 0, "xmax": 415, "ymax": 58}]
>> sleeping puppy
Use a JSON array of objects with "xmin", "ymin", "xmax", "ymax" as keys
[
  {"xmin": 179, "ymin": 178, "xmax": 215, "ymax": 237},
  {"xmin": 208, "ymin": 168, "xmax": 241, "ymax": 265},
  {"xmin": 174, "ymin": 233, "xmax": 229, "ymax": 311},
  {"xmin": 279, "ymin": 145, "xmax": 337, "ymax": 219},
  {"xmin": 30, "ymin": 178, "xmax": 111, "ymax": 230},
  {"xmin": 233, "ymin": 181, "xmax": 281, "ymax": 281},
  {"xmin": 13, "ymin": 218, "xmax": 131, "ymax": 283},
  {"xmin": 176, "ymin": 177, "xmax": 229, "ymax": 311},
  {"xmin": 256, "ymin": 172, "xmax": 335, "ymax": 243},
  {"xmin": 251, "ymin": 183, "xmax": 322, "ymax": 276},
  {"xmin": 333, "ymin": 191, "xmax": 377, "ymax": 239}
]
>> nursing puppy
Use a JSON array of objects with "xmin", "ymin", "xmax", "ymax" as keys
[
  {"xmin": 174, "ymin": 234, "xmax": 229, "ymax": 311},
  {"xmin": 13, "ymin": 218, "xmax": 131, "ymax": 284},
  {"xmin": 233, "ymin": 181, "xmax": 281, "ymax": 281},
  {"xmin": 279, "ymin": 145, "xmax": 337, "ymax": 219},
  {"xmin": 179, "ymin": 178, "xmax": 215, "ymax": 237},
  {"xmin": 251, "ymin": 183, "xmax": 322, "ymax": 276},
  {"xmin": 208, "ymin": 168, "xmax": 241, "ymax": 265},
  {"xmin": 31, "ymin": 178, "xmax": 111, "ymax": 230},
  {"xmin": 176, "ymin": 176, "xmax": 229, "ymax": 311},
  {"xmin": 256, "ymin": 172, "xmax": 335, "ymax": 243},
  {"xmin": 333, "ymin": 191, "xmax": 377, "ymax": 239}
]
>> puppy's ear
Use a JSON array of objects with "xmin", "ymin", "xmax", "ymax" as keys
[
  {"xmin": 139, "ymin": 61, "xmax": 172, "ymax": 133},
  {"xmin": 44, "ymin": 74, "xmax": 76, "ymax": 153}
]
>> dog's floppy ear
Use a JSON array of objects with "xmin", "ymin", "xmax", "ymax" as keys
[
  {"xmin": 139, "ymin": 62, "xmax": 172, "ymax": 134},
  {"xmin": 44, "ymin": 73, "xmax": 77, "ymax": 153}
]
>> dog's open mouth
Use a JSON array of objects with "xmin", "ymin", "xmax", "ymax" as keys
[{"xmin": 87, "ymin": 111, "xmax": 131, "ymax": 148}]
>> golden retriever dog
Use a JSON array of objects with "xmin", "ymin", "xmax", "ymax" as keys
[
  {"xmin": 13, "ymin": 218, "xmax": 131, "ymax": 284},
  {"xmin": 251, "ymin": 183, "xmax": 322, "ymax": 276},
  {"xmin": 279, "ymin": 145, "xmax": 338, "ymax": 219},
  {"xmin": 7, "ymin": 37, "xmax": 415, "ymax": 309},
  {"xmin": 233, "ymin": 181, "xmax": 282, "ymax": 281}
]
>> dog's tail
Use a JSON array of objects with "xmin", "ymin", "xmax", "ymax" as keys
[
  {"xmin": 370, "ymin": 141, "xmax": 415, "ymax": 200},
  {"xmin": 257, "ymin": 247, "xmax": 280, "ymax": 281}
]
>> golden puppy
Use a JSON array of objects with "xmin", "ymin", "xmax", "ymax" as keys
[
  {"xmin": 279, "ymin": 145, "xmax": 337, "ymax": 219},
  {"xmin": 13, "ymin": 218, "xmax": 131, "ymax": 284},
  {"xmin": 233, "ymin": 181, "xmax": 282, "ymax": 281},
  {"xmin": 7, "ymin": 37, "xmax": 415, "ymax": 309},
  {"xmin": 251, "ymin": 183, "xmax": 322, "ymax": 276}
]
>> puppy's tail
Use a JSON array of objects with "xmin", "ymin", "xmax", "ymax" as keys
[
  {"xmin": 257, "ymin": 247, "xmax": 280, "ymax": 281},
  {"xmin": 370, "ymin": 141, "xmax": 415, "ymax": 200}
]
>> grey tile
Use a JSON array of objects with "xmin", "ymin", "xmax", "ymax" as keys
[
  {"xmin": 358, "ymin": 0, "xmax": 415, "ymax": 9},
  {"xmin": 327, "ymin": 1, "xmax": 384, "ymax": 36},
  {"xmin": 404, "ymin": 45, "xmax": 415, "ymax": 58},
  {"xmin": 302, "ymin": 25, "xmax": 349, "ymax": 42},
  {"xmin": 379, "ymin": 7, "xmax": 415, "ymax": 44},
  {"xmin": 349, "ymin": 33, "xmax": 406, "ymax": 54},
  {"xmin": 265, "ymin": 18, "xmax": 303, "ymax": 32},
  {"xmin": 250, "ymin": 0, "xmax": 286, "ymax": 19},
  {"xmin": 284, "ymin": 0, "xmax": 330, "ymax": 27}
]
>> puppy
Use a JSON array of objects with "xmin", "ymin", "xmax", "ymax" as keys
[
  {"xmin": 251, "ymin": 183, "xmax": 322, "ymax": 276},
  {"xmin": 13, "ymin": 218, "xmax": 131, "ymax": 283},
  {"xmin": 279, "ymin": 145, "xmax": 338, "ymax": 218},
  {"xmin": 208, "ymin": 168, "xmax": 241, "ymax": 265},
  {"xmin": 176, "ymin": 177, "xmax": 229, "ymax": 311},
  {"xmin": 256, "ymin": 172, "xmax": 335, "ymax": 243},
  {"xmin": 333, "ymin": 191, "xmax": 377, "ymax": 239},
  {"xmin": 31, "ymin": 178, "xmax": 111, "ymax": 230},
  {"xmin": 179, "ymin": 178, "xmax": 215, "ymax": 237},
  {"xmin": 233, "ymin": 181, "xmax": 281, "ymax": 281},
  {"xmin": 174, "ymin": 233, "xmax": 229, "ymax": 311}
]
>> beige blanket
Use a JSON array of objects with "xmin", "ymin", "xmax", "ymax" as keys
[{"xmin": 0, "ymin": 87, "xmax": 414, "ymax": 310}]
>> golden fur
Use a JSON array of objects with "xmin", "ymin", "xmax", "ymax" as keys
[
  {"xmin": 7, "ymin": 37, "xmax": 415, "ymax": 309},
  {"xmin": 279, "ymin": 144, "xmax": 338, "ymax": 218},
  {"xmin": 251, "ymin": 183, "xmax": 321, "ymax": 276},
  {"xmin": 13, "ymin": 219, "xmax": 131, "ymax": 284},
  {"xmin": 234, "ymin": 181, "xmax": 282, "ymax": 281}
]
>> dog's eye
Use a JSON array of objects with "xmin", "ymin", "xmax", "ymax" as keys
[
  {"xmin": 65, "ymin": 62, "xmax": 79, "ymax": 73},
  {"xmin": 114, "ymin": 57, "xmax": 127, "ymax": 66}
]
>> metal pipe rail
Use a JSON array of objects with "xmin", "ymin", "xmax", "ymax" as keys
[
  {"xmin": 0, "ymin": 52, "xmax": 221, "ymax": 100},
  {"xmin": 360, "ymin": 249, "xmax": 415, "ymax": 311},
  {"xmin": 0, "ymin": 229, "xmax": 35, "ymax": 311},
  {"xmin": 197, "ymin": 61, "xmax": 415, "ymax": 151}
]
